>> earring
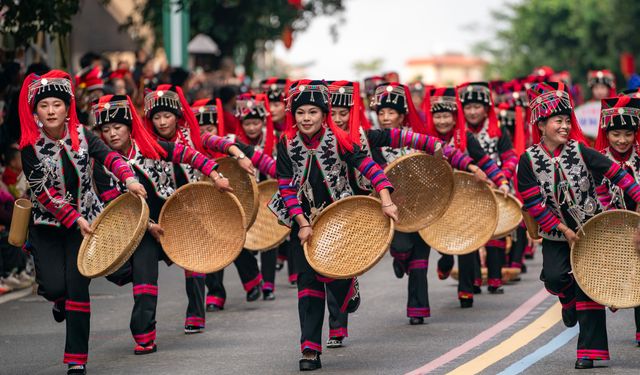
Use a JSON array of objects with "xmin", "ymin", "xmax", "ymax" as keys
[{"xmin": 36, "ymin": 119, "xmax": 44, "ymax": 128}]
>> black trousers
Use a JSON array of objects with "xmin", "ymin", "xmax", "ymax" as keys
[
  {"xmin": 485, "ymin": 239, "xmax": 506, "ymax": 288},
  {"xmin": 0, "ymin": 236, "xmax": 26, "ymax": 277},
  {"xmin": 184, "ymin": 270, "xmax": 206, "ymax": 328},
  {"xmin": 29, "ymin": 225, "xmax": 90, "ymax": 365},
  {"xmin": 278, "ymin": 239, "xmax": 298, "ymax": 283},
  {"xmin": 541, "ymin": 239, "xmax": 609, "ymax": 360},
  {"xmin": 635, "ymin": 307, "xmax": 640, "ymax": 343},
  {"xmin": 106, "ymin": 232, "xmax": 160, "ymax": 344},
  {"xmin": 204, "ymin": 249, "xmax": 262, "ymax": 307},
  {"xmin": 259, "ymin": 248, "xmax": 277, "ymax": 292},
  {"xmin": 508, "ymin": 225, "xmax": 527, "ymax": 269},
  {"xmin": 389, "ymin": 232, "xmax": 430, "ymax": 318},
  {"xmin": 291, "ymin": 227, "xmax": 353, "ymax": 354},
  {"xmin": 327, "ymin": 287, "xmax": 349, "ymax": 339},
  {"xmin": 437, "ymin": 251, "xmax": 476, "ymax": 300}
]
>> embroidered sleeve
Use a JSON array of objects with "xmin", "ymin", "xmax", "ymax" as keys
[
  {"xmin": 235, "ymin": 141, "xmax": 277, "ymax": 178},
  {"xmin": 92, "ymin": 161, "xmax": 122, "ymax": 204},
  {"xmin": 202, "ymin": 133, "xmax": 234, "ymax": 154},
  {"xmin": 342, "ymin": 145, "xmax": 393, "ymax": 194},
  {"xmin": 86, "ymin": 131, "xmax": 135, "ymax": 182},
  {"xmin": 595, "ymin": 182, "xmax": 613, "ymax": 210},
  {"xmin": 166, "ymin": 141, "xmax": 218, "ymax": 176},
  {"xmin": 583, "ymin": 145, "xmax": 640, "ymax": 203},
  {"xmin": 22, "ymin": 146, "xmax": 81, "ymax": 228},
  {"xmin": 516, "ymin": 154, "xmax": 561, "ymax": 232},
  {"xmin": 276, "ymin": 139, "xmax": 303, "ymax": 218},
  {"xmin": 465, "ymin": 133, "xmax": 507, "ymax": 185}
]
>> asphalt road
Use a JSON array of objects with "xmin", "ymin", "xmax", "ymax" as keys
[{"xmin": 1, "ymin": 249, "xmax": 638, "ymax": 375}]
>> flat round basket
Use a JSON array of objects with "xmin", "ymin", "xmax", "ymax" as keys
[
  {"xmin": 303, "ymin": 196, "xmax": 394, "ymax": 279},
  {"xmin": 244, "ymin": 180, "xmax": 291, "ymax": 251},
  {"xmin": 571, "ymin": 210, "xmax": 640, "ymax": 309},
  {"xmin": 382, "ymin": 153, "xmax": 454, "ymax": 232},
  {"xmin": 215, "ymin": 157, "xmax": 259, "ymax": 228},
  {"xmin": 419, "ymin": 171, "xmax": 498, "ymax": 255},
  {"xmin": 491, "ymin": 191, "xmax": 523, "ymax": 239},
  {"xmin": 522, "ymin": 210, "xmax": 541, "ymax": 240},
  {"xmin": 78, "ymin": 193, "xmax": 149, "ymax": 278},
  {"xmin": 159, "ymin": 182, "xmax": 246, "ymax": 274}
]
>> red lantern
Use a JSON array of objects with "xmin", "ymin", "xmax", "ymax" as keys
[{"xmin": 282, "ymin": 26, "xmax": 293, "ymax": 49}]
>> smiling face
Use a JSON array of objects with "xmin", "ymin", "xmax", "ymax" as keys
[
  {"xmin": 607, "ymin": 129, "xmax": 636, "ymax": 153},
  {"xmin": 100, "ymin": 122, "xmax": 132, "ymax": 152},
  {"xmin": 377, "ymin": 107, "xmax": 405, "ymax": 129},
  {"xmin": 241, "ymin": 118, "xmax": 264, "ymax": 140},
  {"xmin": 463, "ymin": 103, "xmax": 487, "ymax": 127},
  {"xmin": 538, "ymin": 114, "xmax": 572, "ymax": 147},
  {"xmin": 331, "ymin": 107, "xmax": 350, "ymax": 131},
  {"xmin": 433, "ymin": 112, "xmax": 456, "ymax": 135},
  {"xmin": 35, "ymin": 97, "xmax": 68, "ymax": 134},
  {"xmin": 152, "ymin": 111, "xmax": 178, "ymax": 139},
  {"xmin": 294, "ymin": 104, "xmax": 325, "ymax": 137}
]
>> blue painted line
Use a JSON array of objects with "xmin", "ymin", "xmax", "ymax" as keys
[{"xmin": 496, "ymin": 326, "xmax": 579, "ymax": 375}]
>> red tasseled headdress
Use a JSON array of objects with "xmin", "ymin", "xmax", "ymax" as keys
[
  {"xmin": 19, "ymin": 70, "xmax": 81, "ymax": 151},
  {"xmin": 424, "ymin": 86, "xmax": 467, "ymax": 152},
  {"xmin": 94, "ymin": 94, "xmax": 166, "ymax": 159},
  {"xmin": 191, "ymin": 97, "xmax": 226, "ymax": 136},
  {"xmin": 456, "ymin": 81, "xmax": 501, "ymax": 138},
  {"xmin": 594, "ymin": 95, "xmax": 640, "ymax": 150},
  {"xmin": 327, "ymin": 80, "xmax": 365, "ymax": 144},
  {"xmin": 144, "ymin": 84, "xmax": 205, "ymax": 152},
  {"xmin": 235, "ymin": 93, "xmax": 276, "ymax": 157},
  {"xmin": 284, "ymin": 79, "xmax": 356, "ymax": 152}
]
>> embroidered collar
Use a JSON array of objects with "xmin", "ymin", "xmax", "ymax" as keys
[
  {"xmin": 300, "ymin": 126, "xmax": 326, "ymax": 149},
  {"xmin": 609, "ymin": 147, "xmax": 633, "ymax": 163},
  {"xmin": 467, "ymin": 118, "xmax": 487, "ymax": 134}
]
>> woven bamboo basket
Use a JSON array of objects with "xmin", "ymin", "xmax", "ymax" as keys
[
  {"xmin": 571, "ymin": 210, "xmax": 640, "ymax": 309},
  {"xmin": 419, "ymin": 171, "xmax": 498, "ymax": 255},
  {"xmin": 244, "ymin": 180, "xmax": 291, "ymax": 251},
  {"xmin": 382, "ymin": 153, "xmax": 454, "ymax": 232},
  {"xmin": 522, "ymin": 210, "xmax": 541, "ymax": 240},
  {"xmin": 215, "ymin": 157, "xmax": 259, "ymax": 228},
  {"xmin": 303, "ymin": 196, "xmax": 394, "ymax": 279},
  {"xmin": 491, "ymin": 191, "xmax": 523, "ymax": 239},
  {"xmin": 450, "ymin": 267, "xmax": 521, "ymax": 284},
  {"xmin": 77, "ymin": 193, "xmax": 149, "ymax": 278},
  {"xmin": 159, "ymin": 182, "xmax": 246, "ymax": 274}
]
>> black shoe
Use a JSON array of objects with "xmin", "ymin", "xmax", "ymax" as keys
[
  {"xmin": 460, "ymin": 299, "xmax": 473, "ymax": 308},
  {"xmin": 488, "ymin": 286, "xmax": 504, "ymax": 294},
  {"xmin": 562, "ymin": 307, "xmax": 577, "ymax": 328},
  {"xmin": 473, "ymin": 286, "xmax": 482, "ymax": 294},
  {"xmin": 184, "ymin": 325, "xmax": 203, "ymax": 334},
  {"xmin": 346, "ymin": 279, "xmax": 360, "ymax": 313},
  {"xmin": 299, "ymin": 352, "xmax": 322, "ymax": 371},
  {"xmin": 392, "ymin": 259, "xmax": 405, "ymax": 279},
  {"xmin": 521, "ymin": 263, "xmax": 528, "ymax": 274},
  {"xmin": 206, "ymin": 304, "xmax": 223, "ymax": 312},
  {"xmin": 326, "ymin": 337, "xmax": 344, "ymax": 348},
  {"xmin": 524, "ymin": 253, "xmax": 534, "ymax": 260},
  {"xmin": 53, "ymin": 300, "xmax": 65, "ymax": 323},
  {"xmin": 290, "ymin": 280, "xmax": 297, "ymax": 287},
  {"xmin": 409, "ymin": 317, "xmax": 424, "ymax": 325},
  {"xmin": 575, "ymin": 358, "xmax": 594, "ymax": 369},
  {"xmin": 263, "ymin": 290, "xmax": 275, "ymax": 301},
  {"xmin": 246, "ymin": 285, "xmax": 261, "ymax": 302},
  {"xmin": 276, "ymin": 261, "xmax": 284, "ymax": 271},
  {"xmin": 67, "ymin": 365, "xmax": 86, "ymax": 374},
  {"xmin": 134, "ymin": 342, "xmax": 157, "ymax": 355}
]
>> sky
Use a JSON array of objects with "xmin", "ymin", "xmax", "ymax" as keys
[{"xmin": 273, "ymin": 0, "xmax": 512, "ymax": 80}]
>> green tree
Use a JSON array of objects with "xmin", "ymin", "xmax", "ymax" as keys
[
  {"xmin": 479, "ymin": 0, "xmax": 640, "ymax": 86},
  {"xmin": 0, "ymin": 0, "xmax": 80, "ymax": 47},
  {"xmin": 130, "ymin": 0, "xmax": 345, "ymax": 76}
]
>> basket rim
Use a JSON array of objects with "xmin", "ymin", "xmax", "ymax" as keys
[
  {"xmin": 158, "ymin": 181, "xmax": 247, "ymax": 273},
  {"xmin": 303, "ymin": 195, "xmax": 395, "ymax": 279},
  {"xmin": 244, "ymin": 179, "xmax": 291, "ymax": 251},
  {"xmin": 420, "ymin": 170, "xmax": 499, "ymax": 255},
  {"xmin": 78, "ymin": 193, "xmax": 149, "ymax": 278},
  {"xmin": 491, "ymin": 190, "xmax": 523, "ymax": 239},
  {"xmin": 383, "ymin": 152, "xmax": 454, "ymax": 232},
  {"xmin": 570, "ymin": 209, "xmax": 640, "ymax": 309},
  {"xmin": 216, "ymin": 157, "xmax": 259, "ymax": 229}
]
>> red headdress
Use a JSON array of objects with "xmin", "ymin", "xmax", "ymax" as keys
[
  {"xmin": 456, "ymin": 81, "xmax": 501, "ymax": 138},
  {"xmin": 594, "ymin": 96, "xmax": 640, "ymax": 150},
  {"xmin": 587, "ymin": 70, "xmax": 617, "ymax": 97},
  {"xmin": 371, "ymin": 82, "xmax": 427, "ymax": 134},
  {"xmin": 19, "ymin": 70, "xmax": 81, "ymax": 151},
  {"xmin": 527, "ymin": 81, "xmax": 587, "ymax": 145},
  {"xmin": 234, "ymin": 93, "xmax": 275, "ymax": 156},
  {"xmin": 191, "ymin": 97, "xmax": 225, "ymax": 136},
  {"xmin": 327, "ymin": 80, "xmax": 366, "ymax": 142},
  {"xmin": 93, "ymin": 94, "xmax": 167, "ymax": 159},
  {"xmin": 76, "ymin": 66, "xmax": 105, "ymax": 92},
  {"xmin": 284, "ymin": 79, "xmax": 357, "ymax": 152},
  {"xmin": 424, "ymin": 86, "xmax": 468, "ymax": 152},
  {"xmin": 143, "ymin": 84, "xmax": 204, "ymax": 152}
]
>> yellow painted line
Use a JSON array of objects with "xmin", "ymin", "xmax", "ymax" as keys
[{"xmin": 445, "ymin": 302, "xmax": 562, "ymax": 375}]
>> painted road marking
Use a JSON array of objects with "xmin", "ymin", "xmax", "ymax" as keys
[
  {"xmin": 445, "ymin": 302, "xmax": 562, "ymax": 375},
  {"xmin": 406, "ymin": 288, "xmax": 550, "ymax": 375}
]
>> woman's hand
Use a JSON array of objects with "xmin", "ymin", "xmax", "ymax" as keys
[
  {"xmin": 498, "ymin": 183, "xmax": 510, "ymax": 198},
  {"xmin": 238, "ymin": 157, "xmax": 255, "ymax": 175},
  {"xmin": 382, "ymin": 202, "xmax": 399, "ymax": 222},
  {"xmin": 77, "ymin": 217, "xmax": 94, "ymax": 237},
  {"xmin": 469, "ymin": 165, "xmax": 489, "ymax": 184},
  {"xmin": 562, "ymin": 228, "xmax": 579, "ymax": 246},
  {"xmin": 127, "ymin": 180, "xmax": 147, "ymax": 199},
  {"xmin": 210, "ymin": 172, "xmax": 233, "ymax": 192},
  {"xmin": 148, "ymin": 223, "xmax": 165, "ymax": 242},
  {"xmin": 298, "ymin": 225, "xmax": 313, "ymax": 245}
]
